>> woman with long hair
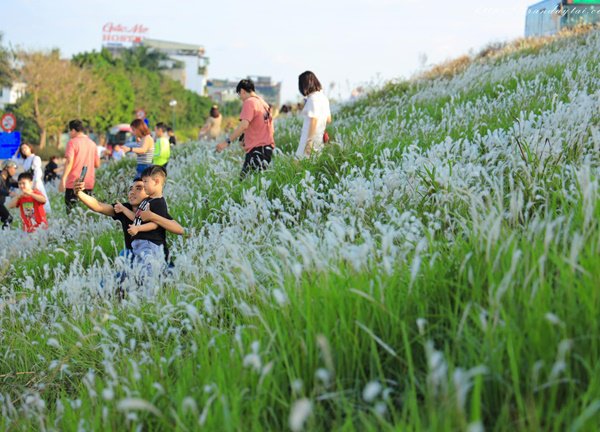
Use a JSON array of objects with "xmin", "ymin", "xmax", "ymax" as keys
[
  {"xmin": 122, "ymin": 119, "xmax": 155, "ymax": 177},
  {"xmin": 198, "ymin": 105, "xmax": 223, "ymax": 141},
  {"xmin": 13, "ymin": 143, "xmax": 51, "ymax": 213},
  {"xmin": 295, "ymin": 71, "xmax": 332, "ymax": 159}
]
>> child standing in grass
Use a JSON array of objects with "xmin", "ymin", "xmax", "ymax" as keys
[
  {"xmin": 153, "ymin": 122, "xmax": 171, "ymax": 171},
  {"xmin": 7, "ymin": 172, "xmax": 48, "ymax": 233}
]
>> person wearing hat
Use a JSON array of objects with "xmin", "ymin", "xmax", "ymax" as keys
[
  {"xmin": 198, "ymin": 105, "xmax": 222, "ymax": 141},
  {"xmin": 0, "ymin": 160, "xmax": 18, "ymax": 228}
]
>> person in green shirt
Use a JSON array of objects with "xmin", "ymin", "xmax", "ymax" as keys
[{"xmin": 153, "ymin": 122, "xmax": 171, "ymax": 171}]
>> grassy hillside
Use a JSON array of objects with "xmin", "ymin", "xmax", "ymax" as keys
[{"xmin": 1, "ymin": 27, "xmax": 599, "ymax": 431}]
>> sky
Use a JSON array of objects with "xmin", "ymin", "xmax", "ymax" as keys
[{"xmin": 2, "ymin": 0, "xmax": 535, "ymax": 103}]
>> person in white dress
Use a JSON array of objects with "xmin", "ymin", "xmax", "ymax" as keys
[
  {"xmin": 295, "ymin": 71, "xmax": 332, "ymax": 159},
  {"xmin": 13, "ymin": 143, "xmax": 51, "ymax": 213}
]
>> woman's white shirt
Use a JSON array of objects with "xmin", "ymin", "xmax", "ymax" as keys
[
  {"xmin": 296, "ymin": 90, "xmax": 331, "ymax": 158},
  {"xmin": 22, "ymin": 155, "xmax": 52, "ymax": 213}
]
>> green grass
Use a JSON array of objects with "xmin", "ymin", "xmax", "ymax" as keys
[{"xmin": 1, "ymin": 27, "xmax": 600, "ymax": 431}]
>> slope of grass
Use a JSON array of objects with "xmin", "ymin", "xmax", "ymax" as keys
[{"xmin": 1, "ymin": 27, "xmax": 600, "ymax": 431}]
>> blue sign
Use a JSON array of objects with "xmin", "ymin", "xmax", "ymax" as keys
[{"xmin": 0, "ymin": 131, "xmax": 21, "ymax": 159}]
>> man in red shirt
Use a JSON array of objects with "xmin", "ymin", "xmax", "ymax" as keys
[
  {"xmin": 59, "ymin": 119, "xmax": 100, "ymax": 213},
  {"xmin": 216, "ymin": 79, "xmax": 275, "ymax": 179},
  {"xmin": 7, "ymin": 172, "xmax": 47, "ymax": 233}
]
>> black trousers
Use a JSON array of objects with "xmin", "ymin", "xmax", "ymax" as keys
[
  {"xmin": 65, "ymin": 188, "xmax": 93, "ymax": 214},
  {"xmin": 0, "ymin": 202, "xmax": 12, "ymax": 228},
  {"xmin": 240, "ymin": 145, "xmax": 273, "ymax": 180}
]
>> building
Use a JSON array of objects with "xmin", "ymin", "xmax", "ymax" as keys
[
  {"xmin": 525, "ymin": 0, "xmax": 600, "ymax": 37},
  {"xmin": 142, "ymin": 38, "xmax": 209, "ymax": 96},
  {"xmin": 101, "ymin": 23, "xmax": 209, "ymax": 95},
  {"xmin": 206, "ymin": 76, "xmax": 282, "ymax": 107},
  {"xmin": 0, "ymin": 82, "xmax": 26, "ymax": 110}
]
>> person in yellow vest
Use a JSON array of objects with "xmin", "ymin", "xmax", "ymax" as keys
[{"xmin": 153, "ymin": 122, "xmax": 171, "ymax": 171}]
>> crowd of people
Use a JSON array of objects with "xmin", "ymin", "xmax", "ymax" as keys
[{"xmin": 0, "ymin": 71, "xmax": 332, "ymax": 289}]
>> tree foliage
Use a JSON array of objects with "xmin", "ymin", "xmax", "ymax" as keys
[
  {"xmin": 0, "ymin": 33, "xmax": 13, "ymax": 88},
  {"xmin": 73, "ymin": 48, "xmax": 212, "ymax": 131},
  {"xmin": 10, "ymin": 46, "xmax": 212, "ymax": 147},
  {"xmin": 15, "ymin": 49, "xmax": 110, "ymax": 148}
]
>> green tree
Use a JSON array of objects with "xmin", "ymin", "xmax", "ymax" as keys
[
  {"xmin": 73, "ymin": 49, "xmax": 134, "ymax": 131},
  {"xmin": 71, "ymin": 46, "xmax": 213, "ymax": 134},
  {"xmin": 121, "ymin": 45, "xmax": 168, "ymax": 72},
  {"xmin": 0, "ymin": 32, "xmax": 14, "ymax": 88},
  {"xmin": 16, "ymin": 49, "xmax": 110, "ymax": 148}
]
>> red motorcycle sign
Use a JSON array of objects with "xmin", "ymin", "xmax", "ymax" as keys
[{"xmin": 1, "ymin": 113, "xmax": 16, "ymax": 132}]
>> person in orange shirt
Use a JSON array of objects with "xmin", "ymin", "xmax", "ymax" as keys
[
  {"xmin": 216, "ymin": 79, "xmax": 275, "ymax": 179},
  {"xmin": 7, "ymin": 172, "xmax": 48, "ymax": 233},
  {"xmin": 59, "ymin": 119, "xmax": 101, "ymax": 214}
]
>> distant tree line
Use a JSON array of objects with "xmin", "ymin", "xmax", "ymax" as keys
[{"xmin": 0, "ymin": 38, "xmax": 212, "ymax": 148}]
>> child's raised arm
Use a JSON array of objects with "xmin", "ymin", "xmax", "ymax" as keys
[
  {"xmin": 28, "ymin": 190, "xmax": 47, "ymax": 204},
  {"xmin": 114, "ymin": 202, "xmax": 136, "ymax": 221},
  {"xmin": 6, "ymin": 193, "xmax": 20, "ymax": 209}
]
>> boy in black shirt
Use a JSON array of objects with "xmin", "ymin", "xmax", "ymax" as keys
[{"xmin": 115, "ymin": 165, "xmax": 171, "ymax": 275}]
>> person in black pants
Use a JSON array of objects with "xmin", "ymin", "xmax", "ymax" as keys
[
  {"xmin": 0, "ymin": 161, "xmax": 18, "ymax": 228},
  {"xmin": 215, "ymin": 79, "xmax": 275, "ymax": 179}
]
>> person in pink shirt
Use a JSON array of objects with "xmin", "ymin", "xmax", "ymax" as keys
[
  {"xmin": 59, "ymin": 119, "xmax": 101, "ymax": 213},
  {"xmin": 216, "ymin": 79, "xmax": 275, "ymax": 179}
]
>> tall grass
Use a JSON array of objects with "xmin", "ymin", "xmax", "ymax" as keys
[{"xmin": 1, "ymin": 27, "xmax": 600, "ymax": 431}]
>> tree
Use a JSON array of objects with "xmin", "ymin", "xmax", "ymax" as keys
[
  {"xmin": 71, "ymin": 47, "xmax": 213, "ymax": 132},
  {"xmin": 0, "ymin": 33, "xmax": 14, "ymax": 88},
  {"xmin": 72, "ymin": 49, "xmax": 134, "ymax": 131},
  {"xmin": 121, "ymin": 45, "xmax": 169, "ymax": 72},
  {"xmin": 16, "ymin": 50, "xmax": 110, "ymax": 148}
]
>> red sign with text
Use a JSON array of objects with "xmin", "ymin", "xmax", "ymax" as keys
[{"xmin": 102, "ymin": 23, "xmax": 149, "ymax": 46}]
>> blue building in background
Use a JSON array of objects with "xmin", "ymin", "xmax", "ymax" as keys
[{"xmin": 525, "ymin": 0, "xmax": 600, "ymax": 36}]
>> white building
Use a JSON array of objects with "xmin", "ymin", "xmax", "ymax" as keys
[
  {"xmin": 100, "ymin": 24, "xmax": 209, "ymax": 95},
  {"xmin": 0, "ymin": 82, "xmax": 26, "ymax": 110},
  {"xmin": 207, "ymin": 76, "xmax": 281, "ymax": 107}
]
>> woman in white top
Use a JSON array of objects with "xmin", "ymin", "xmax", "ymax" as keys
[
  {"xmin": 295, "ymin": 71, "xmax": 332, "ymax": 159},
  {"xmin": 13, "ymin": 143, "xmax": 52, "ymax": 213}
]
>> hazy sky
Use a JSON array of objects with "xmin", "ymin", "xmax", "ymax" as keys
[{"xmin": 3, "ymin": 0, "xmax": 534, "ymax": 102}]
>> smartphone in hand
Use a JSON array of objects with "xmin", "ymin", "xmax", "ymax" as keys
[{"xmin": 78, "ymin": 166, "xmax": 88, "ymax": 183}]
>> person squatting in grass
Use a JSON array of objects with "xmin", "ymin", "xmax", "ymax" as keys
[
  {"xmin": 44, "ymin": 156, "xmax": 60, "ymax": 184},
  {"xmin": 113, "ymin": 165, "xmax": 173, "ymax": 280},
  {"xmin": 295, "ymin": 71, "xmax": 332, "ymax": 159},
  {"xmin": 73, "ymin": 177, "xmax": 184, "ymax": 260},
  {"xmin": 7, "ymin": 171, "xmax": 48, "ymax": 233},
  {"xmin": 215, "ymin": 78, "xmax": 275, "ymax": 179},
  {"xmin": 0, "ymin": 160, "xmax": 18, "ymax": 228},
  {"xmin": 122, "ymin": 119, "xmax": 155, "ymax": 178}
]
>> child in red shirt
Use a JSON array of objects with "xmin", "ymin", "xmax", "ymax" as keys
[{"xmin": 8, "ymin": 172, "xmax": 48, "ymax": 233}]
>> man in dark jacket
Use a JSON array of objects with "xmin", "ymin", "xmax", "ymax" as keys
[{"xmin": 0, "ymin": 160, "xmax": 18, "ymax": 228}]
